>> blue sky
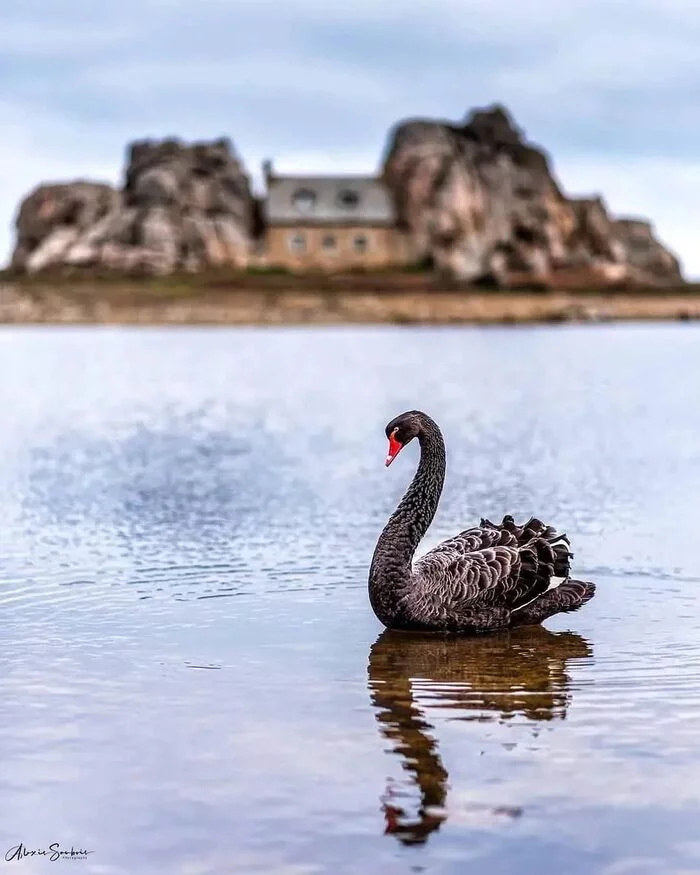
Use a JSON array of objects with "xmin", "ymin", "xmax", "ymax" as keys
[{"xmin": 2, "ymin": 0, "xmax": 699, "ymax": 275}]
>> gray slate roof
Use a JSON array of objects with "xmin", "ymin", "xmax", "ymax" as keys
[{"xmin": 264, "ymin": 175, "xmax": 396, "ymax": 225}]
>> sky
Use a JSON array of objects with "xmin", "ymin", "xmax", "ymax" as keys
[{"xmin": 2, "ymin": 0, "xmax": 700, "ymax": 276}]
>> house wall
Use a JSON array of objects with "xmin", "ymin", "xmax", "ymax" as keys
[{"xmin": 261, "ymin": 224, "xmax": 412, "ymax": 271}]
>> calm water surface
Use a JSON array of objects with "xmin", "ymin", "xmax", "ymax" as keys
[{"xmin": 1, "ymin": 325, "xmax": 699, "ymax": 875}]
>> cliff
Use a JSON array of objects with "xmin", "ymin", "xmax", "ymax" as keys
[
  {"xmin": 11, "ymin": 138, "xmax": 254, "ymax": 275},
  {"xmin": 381, "ymin": 105, "xmax": 682, "ymax": 285}
]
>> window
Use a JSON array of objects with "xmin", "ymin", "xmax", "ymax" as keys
[
  {"xmin": 292, "ymin": 188, "xmax": 317, "ymax": 215},
  {"xmin": 321, "ymin": 234, "xmax": 337, "ymax": 250},
  {"xmin": 288, "ymin": 232, "xmax": 306, "ymax": 253},
  {"xmin": 337, "ymin": 189, "xmax": 360, "ymax": 209},
  {"xmin": 353, "ymin": 234, "xmax": 369, "ymax": 253}
]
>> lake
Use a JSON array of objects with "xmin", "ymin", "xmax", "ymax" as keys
[{"xmin": 1, "ymin": 324, "xmax": 699, "ymax": 875}]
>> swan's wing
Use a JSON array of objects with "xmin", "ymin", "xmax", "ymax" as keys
[
  {"xmin": 425, "ymin": 515, "xmax": 572, "ymax": 578},
  {"xmin": 511, "ymin": 579, "xmax": 596, "ymax": 626},
  {"xmin": 483, "ymin": 515, "xmax": 573, "ymax": 578},
  {"xmin": 413, "ymin": 539, "xmax": 545, "ymax": 610},
  {"xmin": 420, "ymin": 522, "xmax": 517, "ymax": 556},
  {"xmin": 408, "ymin": 517, "xmax": 570, "ymax": 629}
]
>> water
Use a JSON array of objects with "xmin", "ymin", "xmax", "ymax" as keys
[{"xmin": 1, "ymin": 324, "xmax": 699, "ymax": 875}]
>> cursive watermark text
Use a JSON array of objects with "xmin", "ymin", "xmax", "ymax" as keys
[{"xmin": 5, "ymin": 843, "xmax": 94, "ymax": 863}]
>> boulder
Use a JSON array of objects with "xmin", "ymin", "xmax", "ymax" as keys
[
  {"xmin": 12, "ymin": 182, "xmax": 119, "ymax": 273},
  {"xmin": 382, "ymin": 104, "xmax": 683, "ymax": 285},
  {"xmin": 11, "ymin": 138, "xmax": 254, "ymax": 275},
  {"xmin": 614, "ymin": 217, "xmax": 682, "ymax": 283}
]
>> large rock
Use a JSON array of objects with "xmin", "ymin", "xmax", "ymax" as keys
[
  {"xmin": 12, "ymin": 182, "xmax": 120, "ymax": 273},
  {"xmin": 614, "ymin": 216, "xmax": 682, "ymax": 282},
  {"xmin": 382, "ymin": 104, "xmax": 683, "ymax": 285},
  {"xmin": 12, "ymin": 138, "xmax": 254, "ymax": 275}
]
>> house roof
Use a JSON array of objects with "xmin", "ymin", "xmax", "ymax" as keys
[{"xmin": 264, "ymin": 174, "xmax": 396, "ymax": 225}]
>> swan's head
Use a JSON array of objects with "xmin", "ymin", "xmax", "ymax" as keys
[{"xmin": 384, "ymin": 411, "xmax": 424, "ymax": 467}]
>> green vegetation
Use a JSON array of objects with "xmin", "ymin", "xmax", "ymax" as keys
[
  {"xmin": 1, "ymin": 264, "xmax": 698, "ymax": 303},
  {"xmin": 244, "ymin": 264, "xmax": 290, "ymax": 276}
]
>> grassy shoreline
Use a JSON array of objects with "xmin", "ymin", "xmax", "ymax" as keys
[{"xmin": 1, "ymin": 273, "xmax": 699, "ymax": 325}]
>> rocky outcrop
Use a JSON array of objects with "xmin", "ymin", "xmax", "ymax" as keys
[
  {"xmin": 614, "ymin": 217, "xmax": 682, "ymax": 282},
  {"xmin": 382, "ymin": 105, "xmax": 683, "ymax": 286},
  {"xmin": 11, "ymin": 138, "xmax": 254, "ymax": 275},
  {"xmin": 9, "ymin": 109, "xmax": 683, "ymax": 285}
]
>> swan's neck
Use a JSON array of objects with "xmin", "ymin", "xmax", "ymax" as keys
[{"xmin": 369, "ymin": 422, "xmax": 446, "ymax": 618}]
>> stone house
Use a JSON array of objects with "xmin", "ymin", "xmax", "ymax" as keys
[{"xmin": 256, "ymin": 160, "xmax": 411, "ymax": 271}]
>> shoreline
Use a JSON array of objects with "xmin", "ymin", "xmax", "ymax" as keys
[{"xmin": 1, "ymin": 278, "xmax": 699, "ymax": 325}]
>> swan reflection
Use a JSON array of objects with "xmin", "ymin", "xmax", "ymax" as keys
[{"xmin": 367, "ymin": 625, "xmax": 592, "ymax": 845}]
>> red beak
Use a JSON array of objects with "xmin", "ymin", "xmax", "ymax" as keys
[{"xmin": 385, "ymin": 433, "xmax": 403, "ymax": 467}]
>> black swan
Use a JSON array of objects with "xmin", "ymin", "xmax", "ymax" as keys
[{"xmin": 369, "ymin": 411, "xmax": 595, "ymax": 633}]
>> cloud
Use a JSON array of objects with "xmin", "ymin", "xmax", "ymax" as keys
[{"xmin": 1, "ymin": 0, "xmax": 699, "ymax": 275}]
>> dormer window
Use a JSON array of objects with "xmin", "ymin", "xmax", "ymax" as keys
[
  {"xmin": 337, "ymin": 189, "xmax": 360, "ymax": 209},
  {"xmin": 292, "ymin": 188, "xmax": 317, "ymax": 215}
]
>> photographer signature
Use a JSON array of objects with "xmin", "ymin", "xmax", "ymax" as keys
[{"xmin": 5, "ymin": 843, "xmax": 94, "ymax": 863}]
